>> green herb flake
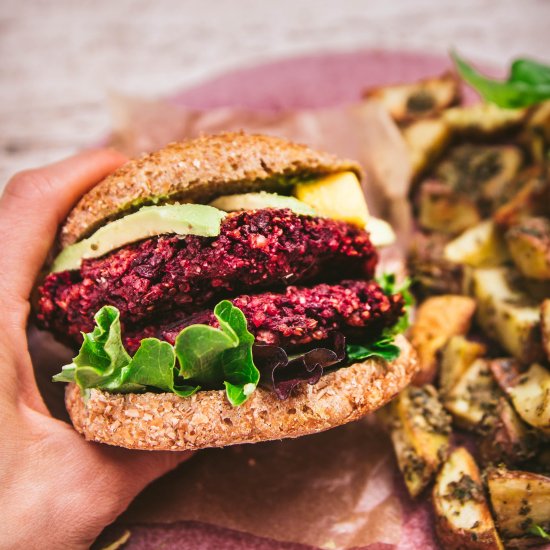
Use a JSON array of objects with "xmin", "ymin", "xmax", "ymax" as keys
[{"xmin": 529, "ymin": 524, "xmax": 550, "ymax": 540}]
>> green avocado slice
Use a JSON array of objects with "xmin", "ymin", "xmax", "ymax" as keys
[
  {"xmin": 209, "ymin": 192, "xmax": 317, "ymax": 217},
  {"xmin": 51, "ymin": 204, "xmax": 226, "ymax": 273}
]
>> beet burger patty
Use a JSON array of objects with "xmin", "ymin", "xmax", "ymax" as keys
[
  {"xmin": 35, "ymin": 132, "xmax": 417, "ymax": 451},
  {"xmin": 38, "ymin": 208, "xmax": 378, "ymax": 343}
]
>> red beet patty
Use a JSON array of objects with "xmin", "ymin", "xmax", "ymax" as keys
[
  {"xmin": 124, "ymin": 279, "xmax": 405, "ymax": 353},
  {"xmin": 37, "ymin": 209, "xmax": 378, "ymax": 343}
]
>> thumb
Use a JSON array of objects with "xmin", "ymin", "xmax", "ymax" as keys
[
  {"xmin": 0, "ymin": 149, "xmax": 127, "ymax": 304},
  {"xmin": 118, "ymin": 448, "xmax": 193, "ymax": 488},
  {"xmin": 92, "ymin": 445, "xmax": 193, "ymax": 523}
]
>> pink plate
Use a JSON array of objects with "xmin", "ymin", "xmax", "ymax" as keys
[{"xmin": 171, "ymin": 48, "xmax": 474, "ymax": 111}]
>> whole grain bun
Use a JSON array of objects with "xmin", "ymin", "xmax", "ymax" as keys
[
  {"xmin": 65, "ymin": 335, "xmax": 417, "ymax": 451},
  {"xmin": 60, "ymin": 132, "xmax": 362, "ymax": 247}
]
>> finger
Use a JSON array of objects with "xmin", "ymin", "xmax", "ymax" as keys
[
  {"xmin": 0, "ymin": 149, "xmax": 127, "ymax": 302},
  {"xmin": 98, "ymin": 448, "xmax": 194, "ymax": 525}
]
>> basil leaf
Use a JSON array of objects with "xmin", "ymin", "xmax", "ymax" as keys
[
  {"xmin": 452, "ymin": 51, "xmax": 550, "ymax": 108},
  {"xmin": 511, "ymin": 59, "xmax": 550, "ymax": 85}
]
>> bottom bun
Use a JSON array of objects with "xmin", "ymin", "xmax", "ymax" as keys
[{"xmin": 66, "ymin": 335, "xmax": 417, "ymax": 451}]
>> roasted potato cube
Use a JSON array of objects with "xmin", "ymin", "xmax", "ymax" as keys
[
  {"xmin": 488, "ymin": 358, "xmax": 523, "ymax": 394},
  {"xmin": 486, "ymin": 358, "xmax": 550, "ymax": 439},
  {"xmin": 410, "ymin": 295, "xmax": 477, "ymax": 385},
  {"xmin": 487, "ymin": 468, "xmax": 550, "ymax": 538},
  {"xmin": 439, "ymin": 335, "xmax": 487, "ymax": 397},
  {"xmin": 506, "ymin": 217, "xmax": 550, "ymax": 280},
  {"xmin": 523, "ymin": 278, "xmax": 550, "ymax": 302},
  {"xmin": 493, "ymin": 166, "xmax": 550, "ymax": 229},
  {"xmin": 408, "ymin": 231, "xmax": 464, "ymax": 297},
  {"xmin": 470, "ymin": 267, "xmax": 544, "ymax": 364},
  {"xmin": 382, "ymin": 385, "xmax": 451, "ymax": 498},
  {"xmin": 363, "ymin": 71, "xmax": 460, "ymax": 122},
  {"xmin": 435, "ymin": 144, "xmax": 523, "ymax": 207},
  {"xmin": 508, "ymin": 364, "xmax": 550, "ymax": 435},
  {"xmin": 443, "ymin": 103, "xmax": 527, "ymax": 137},
  {"xmin": 444, "ymin": 359, "xmax": 501, "ymax": 431},
  {"xmin": 479, "ymin": 397, "xmax": 538, "ymax": 468},
  {"xmin": 433, "ymin": 447, "xmax": 504, "ymax": 550},
  {"xmin": 444, "ymin": 220, "xmax": 510, "ymax": 267},
  {"xmin": 523, "ymin": 100, "xmax": 550, "ymax": 162},
  {"xmin": 418, "ymin": 179, "xmax": 481, "ymax": 234},
  {"xmin": 402, "ymin": 118, "xmax": 451, "ymax": 179},
  {"xmin": 542, "ymin": 299, "xmax": 550, "ymax": 363}
]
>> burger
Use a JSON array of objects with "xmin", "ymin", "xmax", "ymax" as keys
[{"xmin": 36, "ymin": 132, "xmax": 418, "ymax": 451}]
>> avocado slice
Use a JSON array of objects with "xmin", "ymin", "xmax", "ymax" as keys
[
  {"xmin": 209, "ymin": 191, "xmax": 317, "ymax": 217},
  {"xmin": 51, "ymin": 204, "xmax": 226, "ymax": 273}
]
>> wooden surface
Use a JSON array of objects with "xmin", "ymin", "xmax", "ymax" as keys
[{"xmin": 1, "ymin": 0, "xmax": 549, "ymax": 187}]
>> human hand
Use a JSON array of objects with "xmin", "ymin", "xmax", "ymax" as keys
[{"xmin": 0, "ymin": 150, "xmax": 191, "ymax": 549}]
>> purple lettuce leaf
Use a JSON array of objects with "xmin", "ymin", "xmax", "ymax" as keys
[{"xmin": 254, "ymin": 332, "xmax": 346, "ymax": 400}]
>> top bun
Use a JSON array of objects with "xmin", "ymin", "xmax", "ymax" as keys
[{"xmin": 60, "ymin": 132, "xmax": 362, "ymax": 247}]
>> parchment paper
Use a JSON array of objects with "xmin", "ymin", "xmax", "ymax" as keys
[{"xmin": 121, "ymin": 418, "xmax": 405, "ymax": 548}]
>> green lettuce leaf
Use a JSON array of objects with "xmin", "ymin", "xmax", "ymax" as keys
[
  {"xmin": 376, "ymin": 273, "xmax": 414, "ymax": 335},
  {"xmin": 122, "ymin": 338, "xmax": 197, "ymax": 397},
  {"xmin": 175, "ymin": 300, "xmax": 259, "ymax": 406},
  {"xmin": 452, "ymin": 51, "xmax": 550, "ymax": 108},
  {"xmin": 216, "ymin": 300, "xmax": 259, "ymax": 406},
  {"xmin": 66, "ymin": 306, "xmax": 134, "ymax": 391},
  {"xmin": 345, "ymin": 274, "xmax": 413, "ymax": 363},
  {"xmin": 346, "ymin": 337, "xmax": 401, "ymax": 362},
  {"xmin": 54, "ymin": 300, "xmax": 259, "ymax": 406},
  {"xmin": 54, "ymin": 276, "xmax": 409, "ymax": 402},
  {"xmin": 175, "ymin": 324, "xmax": 237, "ymax": 387}
]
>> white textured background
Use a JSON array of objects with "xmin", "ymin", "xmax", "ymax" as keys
[{"xmin": 1, "ymin": 0, "xmax": 549, "ymax": 184}]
